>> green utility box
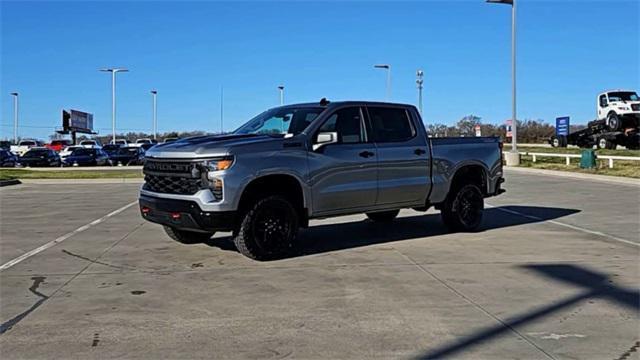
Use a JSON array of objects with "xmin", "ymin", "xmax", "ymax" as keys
[{"xmin": 580, "ymin": 149, "xmax": 597, "ymax": 169}]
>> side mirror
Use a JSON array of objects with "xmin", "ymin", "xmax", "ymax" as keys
[{"xmin": 313, "ymin": 132, "xmax": 338, "ymax": 151}]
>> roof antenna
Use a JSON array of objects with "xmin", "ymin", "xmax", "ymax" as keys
[{"xmin": 319, "ymin": 98, "xmax": 330, "ymax": 106}]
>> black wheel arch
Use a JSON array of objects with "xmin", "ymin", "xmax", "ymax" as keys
[{"xmin": 237, "ymin": 174, "xmax": 308, "ymax": 228}]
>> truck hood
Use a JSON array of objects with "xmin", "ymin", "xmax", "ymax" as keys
[{"xmin": 145, "ymin": 133, "xmax": 282, "ymax": 159}]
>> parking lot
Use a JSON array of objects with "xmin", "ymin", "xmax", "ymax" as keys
[{"xmin": 1, "ymin": 170, "xmax": 638, "ymax": 359}]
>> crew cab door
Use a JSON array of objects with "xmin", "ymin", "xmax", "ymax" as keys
[
  {"xmin": 366, "ymin": 106, "xmax": 431, "ymax": 206},
  {"xmin": 307, "ymin": 106, "xmax": 378, "ymax": 214}
]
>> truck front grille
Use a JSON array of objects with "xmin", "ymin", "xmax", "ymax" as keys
[
  {"xmin": 631, "ymin": 104, "xmax": 639, "ymax": 111},
  {"xmin": 144, "ymin": 174, "xmax": 202, "ymax": 195},
  {"xmin": 143, "ymin": 160, "xmax": 203, "ymax": 195}
]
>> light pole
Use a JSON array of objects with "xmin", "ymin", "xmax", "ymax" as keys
[
  {"xmin": 10, "ymin": 92, "xmax": 18, "ymax": 144},
  {"xmin": 150, "ymin": 90, "xmax": 157, "ymax": 140},
  {"xmin": 416, "ymin": 70, "xmax": 424, "ymax": 114},
  {"xmin": 487, "ymin": 0, "xmax": 518, "ymax": 154},
  {"xmin": 99, "ymin": 68, "xmax": 128, "ymax": 144},
  {"xmin": 220, "ymin": 85, "xmax": 224, "ymax": 134},
  {"xmin": 374, "ymin": 64, "xmax": 391, "ymax": 101},
  {"xmin": 278, "ymin": 85, "xmax": 284, "ymax": 106}
]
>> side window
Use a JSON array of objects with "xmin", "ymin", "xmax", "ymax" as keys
[
  {"xmin": 318, "ymin": 107, "xmax": 366, "ymax": 144},
  {"xmin": 599, "ymin": 95, "xmax": 608, "ymax": 107},
  {"xmin": 367, "ymin": 107, "xmax": 415, "ymax": 143}
]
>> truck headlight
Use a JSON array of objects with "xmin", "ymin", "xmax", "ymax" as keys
[
  {"xmin": 617, "ymin": 106, "xmax": 630, "ymax": 111},
  {"xmin": 202, "ymin": 157, "xmax": 234, "ymax": 172}
]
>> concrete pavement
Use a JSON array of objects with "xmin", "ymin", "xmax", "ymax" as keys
[{"xmin": 0, "ymin": 172, "xmax": 638, "ymax": 359}]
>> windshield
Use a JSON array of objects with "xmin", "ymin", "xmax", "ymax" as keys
[
  {"xmin": 51, "ymin": 140, "xmax": 69, "ymax": 145},
  {"xmin": 117, "ymin": 148, "xmax": 138, "ymax": 155},
  {"xmin": 234, "ymin": 107, "xmax": 324, "ymax": 136},
  {"xmin": 19, "ymin": 141, "xmax": 36, "ymax": 146},
  {"xmin": 24, "ymin": 149, "xmax": 48, "ymax": 156},
  {"xmin": 608, "ymin": 92, "xmax": 639, "ymax": 102},
  {"xmin": 71, "ymin": 149, "xmax": 92, "ymax": 156},
  {"xmin": 80, "ymin": 141, "xmax": 96, "ymax": 145}
]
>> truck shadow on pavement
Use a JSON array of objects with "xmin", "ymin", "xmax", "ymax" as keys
[
  {"xmin": 205, "ymin": 205, "xmax": 580, "ymax": 258},
  {"xmin": 414, "ymin": 264, "xmax": 639, "ymax": 359}
]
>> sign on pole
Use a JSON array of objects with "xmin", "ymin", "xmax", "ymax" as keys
[
  {"xmin": 505, "ymin": 120, "xmax": 513, "ymax": 138},
  {"xmin": 475, "ymin": 124, "xmax": 482, "ymax": 137},
  {"xmin": 556, "ymin": 116, "xmax": 570, "ymax": 137}
]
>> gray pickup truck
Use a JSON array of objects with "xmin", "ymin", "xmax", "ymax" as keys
[{"xmin": 139, "ymin": 100, "xmax": 505, "ymax": 260}]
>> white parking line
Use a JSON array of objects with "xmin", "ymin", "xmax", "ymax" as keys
[
  {"xmin": 488, "ymin": 204, "xmax": 639, "ymax": 248},
  {"xmin": 0, "ymin": 201, "xmax": 138, "ymax": 271}
]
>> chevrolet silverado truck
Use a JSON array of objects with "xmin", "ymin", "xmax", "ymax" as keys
[{"xmin": 139, "ymin": 100, "xmax": 505, "ymax": 260}]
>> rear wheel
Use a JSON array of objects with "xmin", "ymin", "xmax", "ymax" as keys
[
  {"xmin": 233, "ymin": 195, "xmax": 299, "ymax": 260},
  {"xmin": 366, "ymin": 210, "xmax": 400, "ymax": 222},
  {"xmin": 163, "ymin": 226, "xmax": 214, "ymax": 244},
  {"xmin": 597, "ymin": 137, "xmax": 616, "ymax": 150},
  {"xmin": 441, "ymin": 184, "xmax": 484, "ymax": 232}
]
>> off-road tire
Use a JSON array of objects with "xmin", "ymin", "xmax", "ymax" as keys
[
  {"xmin": 233, "ymin": 195, "xmax": 299, "ymax": 261},
  {"xmin": 163, "ymin": 226, "xmax": 214, "ymax": 244},
  {"xmin": 366, "ymin": 210, "xmax": 400, "ymax": 222},
  {"xmin": 441, "ymin": 183, "xmax": 484, "ymax": 232}
]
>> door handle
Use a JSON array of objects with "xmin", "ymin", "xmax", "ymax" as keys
[
  {"xmin": 359, "ymin": 151, "xmax": 374, "ymax": 158},
  {"xmin": 414, "ymin": 148, "xmax": 426, "ymax": 155}
]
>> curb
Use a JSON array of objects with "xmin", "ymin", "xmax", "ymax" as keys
[
  {"xmin": 505, "ymin": 166, "xmax": 640, "ymax": 186},
  {"xmin": 0, "ymin": 179, "xmax": 22, "ymax": 187},
  {"xmin": 18, "ymin": 178, "xmax": 144, "ymax": 185}
]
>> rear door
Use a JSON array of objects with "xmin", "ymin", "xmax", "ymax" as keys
[
  {"xmin": 307, "ymin": 106, "xmax": 378, "ymax": 214},
  {"xmin": 366, "ymin": 106, "xmax": 431, "ymax": 206}
]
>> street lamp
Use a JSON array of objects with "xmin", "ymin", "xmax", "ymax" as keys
[
  {"xmin": 10, "ymin": 92, "xmax": 18, "ymax": 144},
  {"xmin": 416, "ymin": 70, "xmax": 424, "ymax": 114},
  {"xmin": 150, "ymin": 90, "xmax": 157, "ymax": 140},
  {"xmin": 278, "ymin": 85, "xmax": 284, "ymax": 106},
  {"xmin": 487, "ymin": 0, "xmax": 518, "ymax": 156},
  {"xmin": 374, "ymin": 64, "xmax": 391, "ymax": 101},
  {"xmin": 99, "ymin": 68, "xmax": 128, "ymax": 144}
]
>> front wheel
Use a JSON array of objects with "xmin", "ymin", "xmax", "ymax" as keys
[
  {"xmin": 366, "ymin": 210, "xmax": 400, "ymax": 222},
  {"xmin": 163, "ymin": 226, "xmax": 214, "ymax": 244},
  {"xmin": 607, "ymin": 113, "xmax": 621, "ymax": 131},
  {"xmin": 441, "ymin": 184, "xmax": 484, "ymax": 232},
  {"xmin": 233, "ymin": 195, "xmax": 299, "ymax": 261}
]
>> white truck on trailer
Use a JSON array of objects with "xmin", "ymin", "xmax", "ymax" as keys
[{"xmin": 550, "ymin": 90, "xmax": 640, "ymax": 150}]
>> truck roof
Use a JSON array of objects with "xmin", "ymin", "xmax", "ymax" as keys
[
  {"xmin": 603, "ymin": 89, "xmax": 637, "ymax": 93},
  {"xmin": 278, "ymin": 100, "xmax": 417, "ymax": 109}
]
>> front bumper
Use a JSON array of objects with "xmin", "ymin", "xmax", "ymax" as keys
[{"xmin": 139, "ymin": 194, "xmax": 236, "ymax": 232}]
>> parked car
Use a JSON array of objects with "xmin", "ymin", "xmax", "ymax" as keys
[
  {"xmin": 0, "ymin": 149, "xmax": 18, "ymax": 167},
  {"xmin": 0, "ymin": 141, "xmax": 11, "ymax": 151},
  {"xmin": 79, "ymin": 140, "xmax": 102, "ymax": 149},
  {"xmin": 133, "ymin": 138, "xmax": 157, "ymax": 147},
  {"xmin": 140, "ymin": 100, "xmax": 505, "ymax": 260},
  {"xmin": 10, "ymin": 139, "xmax": 44, "ymax": 156},
  {"xmin": 18, "ymin": 148, "xmax": 61, "ymax": 167},
  {"xmin": 59, "ymin": 145, "xmax": 84, "ymax": 160},
  {"xmin": 140, "ymin": 143, "xmax": 156, "ymax": 152},
  {"xmin": 46, "ymin": 139, "xmax": 73, "ymax": 152},
  {"xmin": 102, "ymin": 144, "xmax": 122, "ymax": 156},
  {"xmin": 109, "ymin": 146, "xmax": 145, "ymax": 165},
  {"xmin": 110, "ymin": 139, "xmax": 129, "ymax": 146},
  {"xmin": 62, "ymin": 148, "xmax": 111, "ymax": 167}
]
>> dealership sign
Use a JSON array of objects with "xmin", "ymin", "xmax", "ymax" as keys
[
  {"xmin": 505, "ymin": 120, "xmax": 513, "ymax": 138},
  {"xmin": 556, "ymin": 116, "xmax": 570, "ymax": 136},
  {"xmin": 62, "ymin": 109, "xmax": 94, "ymax": 133}
]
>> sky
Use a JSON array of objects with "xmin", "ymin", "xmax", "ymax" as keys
[{"xmin": 1, "ymin": 0, "xmax": 639, "ymax": 140}]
